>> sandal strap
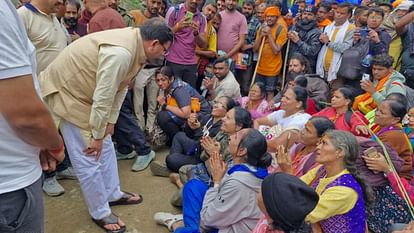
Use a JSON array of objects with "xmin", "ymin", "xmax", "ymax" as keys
[{"xmin": 167, "ymin": 215, "xmax": 183, "ymax": 232}]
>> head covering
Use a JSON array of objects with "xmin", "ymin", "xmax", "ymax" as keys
[
  {"xmin": 303, "ymin": 5, "xmax": 318, "ymax": 15},
  {"xmin": 264, "ymin": 6, "xmax": 281, "ymax": 17},
  {"xmin": 261, "ymin": 173, "xmax": 319, "ymax": 231},
  {"xmin": 395, "ymin": 1, "xmax": 413, "ymax": 11}
]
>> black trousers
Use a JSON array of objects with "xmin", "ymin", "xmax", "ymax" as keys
[{"xmin": 166, "ymin": 132, "xmax": 202, "ymax": 172}]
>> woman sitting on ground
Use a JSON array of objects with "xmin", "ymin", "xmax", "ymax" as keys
[
  {"xmin": 154, "ymin": 128, "xmax": 272, "ymax": 233},
  {"xmin": 255, "ymin": 86, "xmax": 311, "ymax": 152},
  {"xmin": 301, "ymin": 130, "xmax": 373, "ymax": 233},
  {"xmin": 276, "ymin": 116, "xmax": 336, "ymax": 177},
  {"xmin": 373, "ymin": 99, "xmax": 413, "ymax": 180},
  {"xmin": 353, "ymin": 53, "xmax": 406, "ymax": 114},
  {"xmin": 239, "ymin": 82, "xmax": 271, "ymax": 120},
  {"xmin": 360, "ymin": 139, "xmax": 412, "ymax": 233},
  {"xmin": 314, "ymin": 87, "xmax": 370, "ymax": 136},
  {"xmin": 164, "ymin": 96, "xmax": 238, "ymax": 173},
  {"xmin": 155, "ymin": 66, "xmax": 211, "ymax": 143}
]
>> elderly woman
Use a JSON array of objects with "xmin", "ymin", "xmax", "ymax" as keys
[
  {"xmin": 361, "ymin": 141, "xmax": 412, "ymax": 233},
  {"xmin": 373, "ymin": 99, "xmax": 413, "ymax": 180},
  {"xmin": 255, "ymin": 86, "xmax": 311, "ymax": 152},
  {"xmin": 301, "ymin": 130, "xmax": 373, "ymax": 233},
  {"xmin": 239, "ymin": 82, "xmax": 271, "ymax": 120},
  {"xmin": 277, "ymin": 116, "xmax": 336, "ymax": 177},
  {"xmin": 155, "ymin": 66, "xmax": 211, "ymax": 143},
  {"xmin": 314, "ymin": 87, "xmax": 370, "ymax": 136},
  {"xmin": 163, "ymin": 97, "xmax": 238, "ymax": 174},
  {"xmin": 353, "ymin": 54, "xmax": 406, "ymax": 114},
  {"xmin": 154, "ymin": 129, "xmax": 272, "ymax": 233}
]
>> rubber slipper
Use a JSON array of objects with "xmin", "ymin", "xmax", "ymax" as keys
[
  {"xmin": 92, "ymin": 212, "xmax": 126, "ymax": 233},
  {"xmin": 109, "ymin": 191, "xmax": 143, "ymax": 206}
]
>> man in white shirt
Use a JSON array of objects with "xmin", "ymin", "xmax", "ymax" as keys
[{"xmin": 0, "ymin": 1, "xmax": 65, "ymax": 232}]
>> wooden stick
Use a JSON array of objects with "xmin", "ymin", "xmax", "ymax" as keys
[
  {"xmin": 250, "ymin": 37, "xmax": 265, "ymax": 88},
  {"xmin": 281, "ymin": 39, "xmax": 291, "ymax": 89}
]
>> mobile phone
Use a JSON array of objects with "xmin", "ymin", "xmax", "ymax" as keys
[
  {"xmin": 185, "ymin": 11, "xmax": 194, "ymax": 23},
  {"xmin": 359, "ymin": 28, "xmax": 370, "ymax": 38},
  {"xmin": 364, "ymin": 147, "xmax": 379, "ymax": 158},
  {"xmin": 362, "ymin": 73, "xmax": 370, "ymax": 81}
]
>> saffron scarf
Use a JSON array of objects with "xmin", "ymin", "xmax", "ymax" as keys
[{"xmin": 353, "ymin": 72, "xmax": 391, "ymax": 114}]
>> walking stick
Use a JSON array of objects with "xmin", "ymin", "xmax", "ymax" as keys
[
  {"xmin": 281, "ymin": 39, "xmax": 291, "ymax": 89},
  {"xmin": 250, "ymin": 37, "xmax": 265, "ymax": 88}
]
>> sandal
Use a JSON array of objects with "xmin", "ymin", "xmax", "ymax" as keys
[
  {"xmin": 154, "ymin": 212, "xmax": 183, "ymax": 231},
  {"xmin": 92, "ymin": 212, "xmax": 126, "ymax": 233},
  {"xmin": 109, "ymin": 191, "xmax": 143, "ymax": 206}
]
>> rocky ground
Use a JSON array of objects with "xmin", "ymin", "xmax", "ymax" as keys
[{"xmin": 44, "ymin": 148, "xmax": 179, "ymax": 233}]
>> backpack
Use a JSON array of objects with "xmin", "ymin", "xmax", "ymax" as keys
[
  {"xmin": 405, "ymin": 85, "xmax": 414, "ymax": 109},
  {"xmin": 337, "ymin": 38, "xmax": 370, "ymax": 80}
]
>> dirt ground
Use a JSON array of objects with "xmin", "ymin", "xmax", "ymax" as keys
[{"xmin": 44, "ymin": 148, "xmax": 180, "ymax": 233}]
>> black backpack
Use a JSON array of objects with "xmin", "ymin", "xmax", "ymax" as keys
[{"xmin": 337, "ymin": 38, "xmax": 370, "ymax": 80}]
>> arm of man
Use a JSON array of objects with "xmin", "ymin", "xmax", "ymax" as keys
[
  {"xmin": 297, "ymin": 29, "xmax": 322, "ymax": 56},
  {"xmin": 0, "ymin": 9, "xmax": 63, "ymax": 152},
  {"xmin": 90, "ymin": 45, "xmax": 132, "ymax": 140},
  {"xmin": 396, "ymin": 11, "xmax": 414, "ymax": 36},
  {"xmin": 267, "ymin": 25, "xmax": 288, "ymax": 55}
]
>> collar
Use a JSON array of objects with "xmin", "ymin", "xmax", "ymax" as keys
[{"xmin": 24, "ymin": 3, "xmax": 49, "ymax": 16}]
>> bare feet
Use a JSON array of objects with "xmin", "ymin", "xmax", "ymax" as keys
[{"xmin": 169, "ymin": 173, "xmax": 183, "ymax": 189}]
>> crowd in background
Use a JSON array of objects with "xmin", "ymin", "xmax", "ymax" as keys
[{"xmin": 3, "ymin": 0, "xmax": 414, "ymax": 232}]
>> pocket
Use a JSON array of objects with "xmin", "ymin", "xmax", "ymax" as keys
[{"xmin": 0, "ymin": 189, "xmax": 30, "ymax": 232}]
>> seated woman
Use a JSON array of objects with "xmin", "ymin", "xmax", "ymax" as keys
[
  {"xmin": 165, "ymin": 96, "xmax": 238, "ymax": 173},
  {"xmin": 360, "ymin": 141, "xmax": 412, "ymax": 233},
  {"xmin": 353, "ymin": 53, "xmax": 406, "ymax": 114},
  {"xmin": 373, "ymin": 99, "xmax": 413, "ymax": 180},
  {"xmin": 255, "ymin": 86, "xmax": 311, "ymax": 152},
  {"xmin": 271, "ymin": 75, "xmax": 318, "ymax": 115},
  {"xmin": 154, "ymin": 129, "xmax": 272, "ymax": 233},
  {"xmin": 253, "ymin": 173, "xmax": 319, "ymax": 233},
  {"xmin": 239, "ymin": 82, "xmax": 271, "ymax": 120},
  {"xmin": 314, "ymin": 87, "xmax": 370, "ymax": 137},
  {"xmin": 277, "ymin": 116, "xmax": 336, "ymax": 177},
  {"xmin": 301, "ymin": 130, "xmax": 373, "ymax": 233},
  {"xmin": 155, "ymin": 66, "xmax": 211, "ymax": 143}
]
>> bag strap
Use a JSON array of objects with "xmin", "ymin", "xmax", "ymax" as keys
[{"xmin": 345, "ymin": 110, "xmax": 352, "ymax": 128}]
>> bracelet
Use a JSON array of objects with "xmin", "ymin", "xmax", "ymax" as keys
[
  {"xmin": 213, "ymin": 183, "xmax": 220, "ymax": 188},
  {"xmin": 193, "ymin": 30, "xmax": 199, "ymax": 37},
  {"xmin": 326, "ymin": 40, "xmax": 331, "ymax": 46}
]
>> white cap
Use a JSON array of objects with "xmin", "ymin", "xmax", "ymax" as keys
[{"xmin": 396, "ymin": 1, "xmax": 413, "ymax": 11}]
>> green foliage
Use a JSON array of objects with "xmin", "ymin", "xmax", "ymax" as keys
[{"xmin": 120, "ymin": 0, "xmax": 144, "ymax": 11}]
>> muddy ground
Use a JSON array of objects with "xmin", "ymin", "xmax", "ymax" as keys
[{"xmin": 44, "ymin": 148, "xmax": 180, "ymax": 233}]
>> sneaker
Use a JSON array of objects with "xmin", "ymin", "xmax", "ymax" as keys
[
  {"xmin": 116, "ymin": 150, "xmax": 136, "ymax": 160},
  {"xmin": 150, "ymin": 161, "xmax": 170, "ymax": 177},
  {"xmin": 43, "ymin": 176, "xmax": 64, "ymax": 197},
  {"xmin": 131, "ymin": 150, "xmax": 156, "ymax": 172},
  {"xmin": 56, "ymin": 167, "xmax": 77, "ymax": 180}
]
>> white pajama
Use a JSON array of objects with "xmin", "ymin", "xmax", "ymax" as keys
[{"xmin": 60, "ymin": 120, "xmax": 123, "ymax": 220}]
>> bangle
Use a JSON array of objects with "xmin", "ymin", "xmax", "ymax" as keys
[
  {"xmin": 383, "ymin": 169, "xmax": 392, "ymax": 177},
  {"xmin": 326, "ymin": 40, "xmax": 331, "ymax": 46}
]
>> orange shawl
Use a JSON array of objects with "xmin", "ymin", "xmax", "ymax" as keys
[{"xmin": 353, "ymin": 73, "xmax": 391, "ymax": 114}]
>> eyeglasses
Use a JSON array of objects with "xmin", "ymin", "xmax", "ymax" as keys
[{"xmin": 159, "ymin": 43, "xmax": 169, "ymax": 56}]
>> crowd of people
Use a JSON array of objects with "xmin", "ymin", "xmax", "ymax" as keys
[{"xmin": 3, "ymin": 0, "xmax": 414, "ymax": 232}]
